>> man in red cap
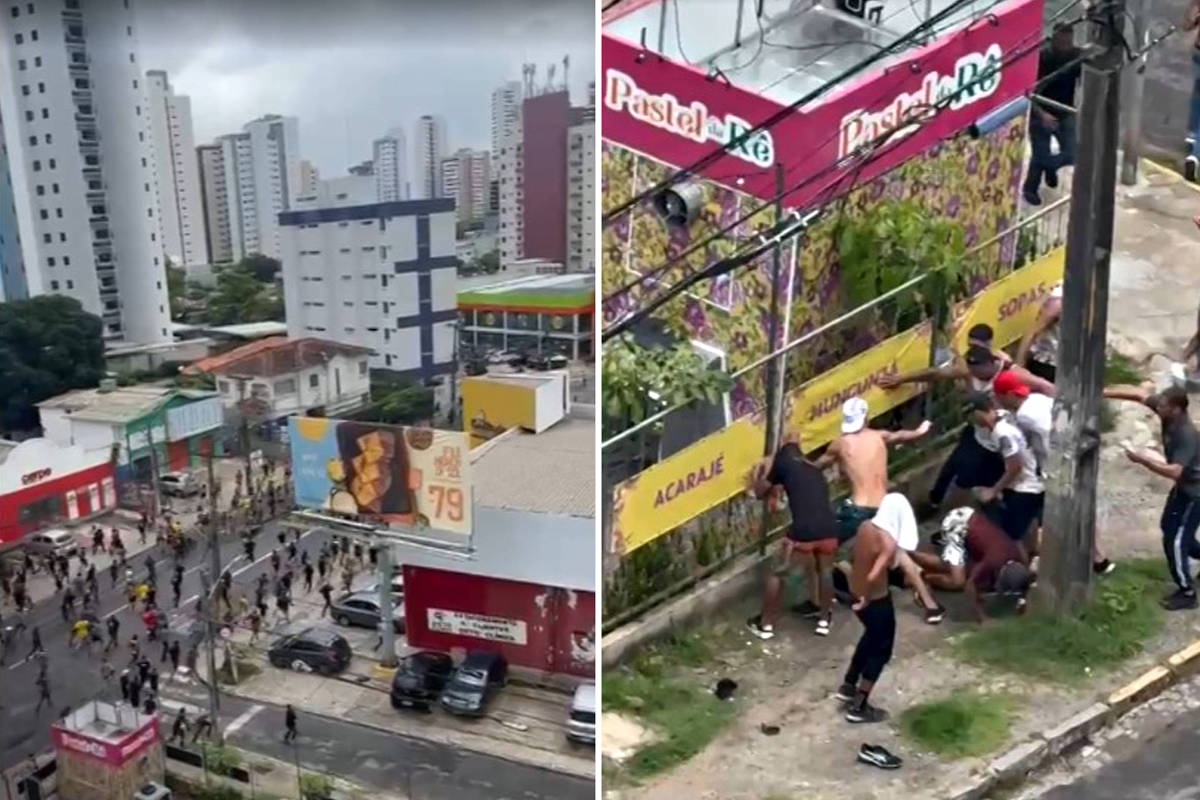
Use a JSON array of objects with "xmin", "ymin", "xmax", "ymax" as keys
[{"xmin": 993, "ymin": 370, "xmax": 1114, "ymax": 574}]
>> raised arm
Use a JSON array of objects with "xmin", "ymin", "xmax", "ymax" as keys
[
  {"xmin": 1126, "ymin": 447, "xmax": 1185, "ymax": 482},
  {"xmin": 878, "ymin": 364, "xmax": 965, "ymax": 390},
  {"xmin": 881, "ymin": 420, "xmax": 933, "ymax": 445},
  {"xmin": 1103, "ymin": 383, "xmax": 1154, "ymax": 406},
  {"xmin": 748, "ymin": 456, "xmax": 776, "ymax": 499},
  {"xmin": 1016, "ymin": 298, "xmax": 1061, "ymax": 366}
]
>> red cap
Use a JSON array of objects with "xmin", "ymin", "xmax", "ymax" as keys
[{"xmin": 993, "ymin": 370, "xmax": 1031, "ymax": 398}]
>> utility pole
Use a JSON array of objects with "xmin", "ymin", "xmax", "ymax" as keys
[
  {"xmin": 202, "ymin": 442, "xmax": 223, "ymax": 740},
  {"xmin": 1120, "ymin": 0, "xmax": 1147, "ymax": 185},
  {"xmin": 376, "ymin": 540, "xmax": 397, "ymax": 668},
  {"xmin": 1039, "ymin": 0, "xmax": 1125, "ymax": 616},
  {"xmin": 758, "ymin": 163, "xmax": 788, "ymax": 556}
]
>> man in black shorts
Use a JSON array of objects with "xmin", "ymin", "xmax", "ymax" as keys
[
  {"xmin": 1106, "ymin": 384, "xmax": 1200, "ymax": 610},
  {"xmin": 746, "ymin": 432, "xmax": 840, "ymax": 639},
  {"xmin": 968, "ymin": 393, "xmax": 1044, "ymax": 552}
]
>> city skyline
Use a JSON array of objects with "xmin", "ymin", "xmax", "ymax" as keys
[{"xmin": 134, "ymin": 0, "xmax": 593, "ymax": 176}]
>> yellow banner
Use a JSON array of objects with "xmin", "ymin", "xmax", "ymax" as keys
[
  {"xmin": 611, "ymin": 246, "xmax": 1066, "ymax": 556},
  {"xmin": 789, "ymin": 323, "xmax": 932, "ymax": 452},
  {"xmin": 952, "ymin": 246, "xmax": 1065, "ymax": 352},
  {"xmin": 611, "ymin": 417, "xmax": 766, "ymax": 555}
]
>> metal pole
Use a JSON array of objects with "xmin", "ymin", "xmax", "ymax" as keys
[
  {"xmin": 146, "ymin": 417, "xmax": 162, "ymax": 516},
  {"xmin": 1039, "ymin": 0, "xmax": 1124, "ymax": 616},
  {"xmin": 758, "ymin": 163, "xmax": 788, "ymax": 556},
  {"xmin": 203, "ymin": 444, "xmax": 223, "ymax": 737},
  {"xmin": 376, "ymin": 540, "xmax": 397, "ymax": 668},
  {"xmin": 1120, "ymin": 0, "xmax": 1146, "ymax": 186}
]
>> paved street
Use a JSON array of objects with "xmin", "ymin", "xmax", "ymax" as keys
[
  {"xmin": 0, "ymin": 517, "xmax": 591, "ymax": 798},
  {"xmin": 1137, "ymin": 0, "xmax": 1195, "ymax": 163}
]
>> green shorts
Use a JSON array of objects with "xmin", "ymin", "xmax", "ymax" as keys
[{"xmin": 837, "ymin": 500, "xmax": 878, "ymax": 542}]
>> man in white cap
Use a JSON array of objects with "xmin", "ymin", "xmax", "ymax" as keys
[
  {"xmin": 820, "ymin": 397, "xmax": 944, "ymax": 622},
  {"xmin": 1017, "ymin": 283, "xmax": 1062, "ymax": 383}
]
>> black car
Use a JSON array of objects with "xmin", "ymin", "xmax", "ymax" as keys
[
  {"xmin": 440, "ymin": 651, "xmax": 508, "ymax": 717},
  {"xmin": 267, "ymin": 627, "xmax": 351, "ymax": 675},
  {"xmin": 390, "ymin": 651, "xmax": 454, "ymax": 711}
]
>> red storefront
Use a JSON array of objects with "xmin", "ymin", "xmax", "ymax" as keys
[
  {"xmin": 0, "ymin": 438, "xmax": 116, "ymax": 549},
  {"xmin": 403, "ymin": 565, "xmax": 595, "ymax": 677}
]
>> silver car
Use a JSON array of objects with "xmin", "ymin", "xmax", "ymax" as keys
[
  {"xmin": 25, "ymin": 528, "xmax": 79, "ymax": 558},
  {"xmin": 330, "ymin": 591, "xmax": 405, "ymax": 633}
]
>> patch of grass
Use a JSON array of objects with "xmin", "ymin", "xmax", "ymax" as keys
[
  {"xmin": 900, "ymin": 692, "xmax": 1013, "ymax": 758},
  {"xmin": 957, "ymin": 558, "xmax": 1167, "ymax": 682},
  {"xmin": 1105, "ymin": 350, "xmax": 1145, "ymax": 386},
  {"xmin": 603, "ymin": 628, "xmax": 738, "ymax": 778}
]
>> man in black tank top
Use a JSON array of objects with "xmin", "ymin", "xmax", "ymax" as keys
[{"xmin": 746, "ymin": 433, "xmax": 840, "ymax": 640}]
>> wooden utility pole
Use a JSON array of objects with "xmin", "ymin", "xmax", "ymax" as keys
[{"xmin": 1039, "ymin": 1, "xmax": 1125, "ymax": 616}]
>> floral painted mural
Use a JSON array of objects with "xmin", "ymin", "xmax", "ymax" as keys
[{"xmin": 601, "ymin": 115, "xmax": 1028, "ymax": 421}]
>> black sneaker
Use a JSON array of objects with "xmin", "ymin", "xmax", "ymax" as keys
[
  {"xmin": 1022, "ymin": 188, "xmax": 1042, "ymax": 206},
  {"xmin": 1186, "ymin": 156, "xmax": 1199, "ymax": 184},
  {"xmin": 1045, "ymin": 170, "xmax": 1059, "ymax": 189},
  {"xmin": 1093, "ymin": 558, "xmax": 1115, "ymax": 576},
  {"xmin": 858, "ymin": 743, "xmax": 903, "ymax": 770},
  {"xmin": 790, "ymin": 600, "xmax": 821, "ymax": 618},
  {"xmin": 924, "ymin": 603, "xmax": 946, "ymax": 624},
  {"xmin": 846, "ymin": 702, "xmax": 889, "ymax": 724},
  {"xmin": 1162, "ymin": 589, "xmax": 1198, "ymax": 611},
  {"xmin": 834, "ymin": 682, "xmax": 857, "ymax": 703},
  {"xmin": 746, "ymin": 614, "xmax": 775, "ymax": 639}
]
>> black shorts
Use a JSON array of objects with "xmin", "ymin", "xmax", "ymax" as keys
[
  {"xmin": 998, "ymin": 490, "xmax": 1045, "ymax": 541},
  {"xmin": 953, "ymin": 437, "xmax": 1006, "ymax": 490},
  {"xmin": 1026, "ymin": 360, "xmax": 1056, "ymax": 383}
]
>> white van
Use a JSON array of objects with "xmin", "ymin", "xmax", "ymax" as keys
[{"xmin": 566, "ymin": 682, "xmax": 596, "ymax": 745}]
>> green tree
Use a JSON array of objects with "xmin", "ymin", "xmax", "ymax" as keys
[
  {"xmin": 236, "ymin": 253, "xmax": 282, "ymax": 283},
  {"xmin": 166, "ymin": 265, "xmax": 187, "ymax": 319},
  {"xmin": 0, "ymin": 295, "xmax": 106, "ymax": 432},
  {"xmin": 204, "ymin": 266, "xmax": 284, "ymax": 325},
  {"xmin": 363, "ymin": 383, "xmax": 435, "ymax": 425},
  {"xmin": 476, "ymin": 251, "xmax": 500, "ymax": 273}
]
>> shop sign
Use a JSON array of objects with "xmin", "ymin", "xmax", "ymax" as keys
[
  {"xmin": 21, "ymin": 467, "xmax": 52, "ymax": 485},
  {"xmin": 427, "ymin": 608, "xmax": 528, "ymax": 645}
]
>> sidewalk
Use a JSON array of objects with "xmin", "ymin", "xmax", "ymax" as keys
[
  {"xmin": 601, "ymin": 167, "xmax": 1200, "ymax": 799},
  {"xmin": 202, "ymin": 569, "xmax": 596, "ymax": 781}
]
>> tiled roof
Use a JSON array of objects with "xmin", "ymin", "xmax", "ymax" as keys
[
  {"xmin": 184, "ymin": 337, "xmax": 373, "ymax": 378},
  {"xmin": 37, "ymin": 385, "xmax": 178, "ymax": 424},
  {"xmin": 471, "ymin": 415, "xmax": 594, "ymax": 518}
]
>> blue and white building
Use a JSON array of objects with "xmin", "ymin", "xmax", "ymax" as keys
[{"xmin": 280, "ymin": 177, "xmax": 457, "ymax": 387}]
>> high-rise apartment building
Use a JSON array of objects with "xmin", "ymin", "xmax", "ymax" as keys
[
  {"xmin": 496, "ymin": 122, "xmax": 524, "ymax": 268},
  {"xmin": 566, "ymin": 109, "xmax": 595, "ymax": 273},
  {"xmin": 372, "ymin": 127, "xmax": 407, "ymax": 202},
  {"xmin": 411, "ymin": 114, "xmax": 445, "ymax": 200},
  {"xmin": 280, "ymin": 191, "xmax": 457, "ymax": 385},
  {"xmin": 197, "ymin": 114, "xmax": 300, "ymax": 262},
  {"xmin": 440, "ymin": 148, "xmax": 490, "ymax": 225},
  {"xmin": 145, "ymin": 70, "xmax": 206, "ymax": 269},
  {"xmin": 196, "ymin": 143, "xmax": 232, "ymax": 264},
  {"xmin": 490, "ymin": 80, "xmax": 521, "ymax": 163},
  {"xmin": 298, "ymin": 158, "xmax": 319, "ymax": 196},
  {"xmin": 0, "ymin": 0, "xmax": 171, "ymax": 343}
]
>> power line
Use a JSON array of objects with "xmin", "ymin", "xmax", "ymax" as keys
[{"xmin": 600, "ymin": 0, "xmax": 982, "ymax": 228}]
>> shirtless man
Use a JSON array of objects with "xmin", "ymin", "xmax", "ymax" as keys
[
  {"xmin": 834, "ymin": 495, "xmax": 901, "ymax": 724},
  {"xmin": 818, "ymin": 397, "xmax": 944, "ymax": 622},
  {"xmin": 880, "ymin": 344, "xmax": 1055, "ymax": 511}
]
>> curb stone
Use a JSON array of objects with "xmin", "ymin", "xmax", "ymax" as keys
[{"xmin": 974, "ymin": 639, "xmax": 1200, "ymax": 797}]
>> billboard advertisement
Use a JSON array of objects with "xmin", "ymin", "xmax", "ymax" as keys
[{"xmin": 288, "ymin": 417, "xmax": 472, "ymax": 536}]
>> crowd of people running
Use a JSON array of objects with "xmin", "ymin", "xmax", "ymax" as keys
[{"xmin": 744, "ymin": 285, "xmax": 1200, "ymax": 737}]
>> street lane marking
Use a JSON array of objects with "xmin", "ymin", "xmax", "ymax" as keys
[
  {"xmin": 224, "ymin": 703, "xmax": 263, "ymax": 734},
  {"xmin": 159, "ymin": 698, "xmax": 206, "ymax": 715}
]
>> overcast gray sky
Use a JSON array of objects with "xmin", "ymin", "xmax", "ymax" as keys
[{"xmin": 134, "ymin": 0, "xmax": 595, "ymax": 176}]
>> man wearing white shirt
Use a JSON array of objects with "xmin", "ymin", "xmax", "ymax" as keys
[{"xmin": 967, "ymin": 392, "xmax": 1043, "ymax": 551}]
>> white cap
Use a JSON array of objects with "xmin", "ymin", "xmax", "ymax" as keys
[{"xmin": 841, "ymin": 396, "xmax": 869, "ymax": 434}]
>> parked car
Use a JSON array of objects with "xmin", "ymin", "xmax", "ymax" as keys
[
  {"xmin": 390, "ymin": 651, "xmax": 454, "ymax": 711},
  {"xmin": 25, "ymin": 528, "xmax": 78, "ymax": 558},
  {"xmin": 267, "ymin": 627, "xmax": 351, "ymax": 675},
  {"xmin": 566, "ymin": 683, "xmax": 596, "ymax": 745},
  {"xmin": 158, "ymin": 471, "xmax": 200, "ymax": 497},
  {"xmin": 440, "ymin": 651, "xmax": 507, "ymax": 717},
  {"xmin": 330, "ymin": 591, "xmax": 405, "ymax": 633}
]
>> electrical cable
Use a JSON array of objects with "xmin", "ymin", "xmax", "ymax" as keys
[
  {"xmin": 602, "ymin": 2, "xmax": 1090, "ymax": 312},
  {"xmin": 602, "ymin": 11, "xmax": 1107, "ymax": 342},
  {"xmin": 600, "ymin": 0, "xmax": 983, "ymax": 228}
]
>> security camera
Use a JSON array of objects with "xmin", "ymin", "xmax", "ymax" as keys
[{"xmin": 653, "ymin": 181, "xmax": 704, "ymax": 228}]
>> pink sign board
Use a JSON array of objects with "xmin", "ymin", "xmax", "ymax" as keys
[
  {"xmin": 52, "ymin": 717, "xmax": 161, "ymax": 767},
  {"xmin": 602, "ymin": 0, "xmax": 1042, "ymax": 207}
]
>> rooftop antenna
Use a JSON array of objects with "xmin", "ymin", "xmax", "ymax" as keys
[
  {"xmin": 563, "ymin": 54, "xmax": 570, "ymax": 96},
  {"xmin": 546, "ymin": 62, "xmax": 556, "ymax": 95}
]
